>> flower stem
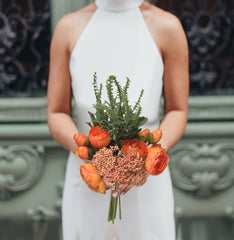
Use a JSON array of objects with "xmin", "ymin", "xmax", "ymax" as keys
[
  {"xmin": 108, "ymin": 190, "xmax": 113, "ymax": 222},
  {"xmin": 119, "ymin": 195, "xmax": 121, "ymax": 220},
  {"xmin": 113, "ymin": 196, "xmax": 117, "ymax": 220},
  {"xmin": 107, "ymin": 184, "xmax": 122, "ymax": 223}
]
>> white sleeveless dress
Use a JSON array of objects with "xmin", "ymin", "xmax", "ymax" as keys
[{"xmin": 62, "ymin": 0, "xmax": 175, "ymax": 239}]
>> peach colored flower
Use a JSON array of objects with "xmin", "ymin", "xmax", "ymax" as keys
[
  {"xmin": 80, "ymin": 164, "xmax": 106, "ymax": 194},
  {"xmin": 138, "ymin": 128, "xmax": 150, "ymax": 142},
  {"xmin": 145, "ymin": 146, "xmax": 169, "ymax": 175},
  {"xmin": 89, "ymin": 126, "xmax": 111, "ymax": 149},
  {"xmin": 76, "ymin": 146, "xmax": 94, "ymax": 160},
  {"xmin": 74, "ymin": 133, "xmax": 90, "ymax": 146},
  {"xmin": 121, "ymin": 139, "xmax": 148, "ymax": 159},
  {"xmin": 148, "ymin": 129, "xmax": 162, "ymax": 144}
]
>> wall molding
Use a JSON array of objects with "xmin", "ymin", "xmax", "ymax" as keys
[
  {"xmin": 169, "ymin": 143, "xmax": 234, "ymax": 198},
  {"xmin": 0, "ymin": 145, "xmax": 44, "ymax": 200},
  {"xmin": 0, "ymin": 97, "xmax": 47, "ymax": 123},
  {"xmin": 0, "ymin": 96, "xmax": 234, "ymax": 123}
]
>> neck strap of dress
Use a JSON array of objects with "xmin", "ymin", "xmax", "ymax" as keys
[{"xmin": 95, "ymin": 0, "xmax": 144, "ymax": 12}]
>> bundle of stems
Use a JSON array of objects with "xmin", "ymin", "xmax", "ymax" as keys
[{"xmin": 108, "ymin": 184, "xmax": 121, "ymax": 223}]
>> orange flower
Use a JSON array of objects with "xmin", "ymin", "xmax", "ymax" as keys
[
  {"xmin": 76, "ymin": 146, "xmax": 94, "ymax": 160},
  {"xmin": 121, "ymin": 139, "xmax": 148, "ymax": 159},
  {"xmin": 74, "ymin": 133, "xmax": 90, "ymax": 146},
  {"xmin": 148, "ymin": 144, "xmax": 165, "ymax": 154},
  {"xmin": 80, "ymin": 164, "xmax": 106, "ymax": 194},
  {"xmin": 145, "ymin": 146, "xmax": 169, "ymax": 175},
  {"xmin": 89, "ymin": 126, "xmax": 111, "ymax": 149},
  {"xmin": 148, "ymin": 129, "xmax": 162, "ymax": 144},
  {"xmin": 138, "ymin": 129, "xmax": 150, "ymax": 142}
]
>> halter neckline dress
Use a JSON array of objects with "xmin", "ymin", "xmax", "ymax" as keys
[{"xmin": 63, "ymin": 0, "xmax": 175, "ymax": 239}]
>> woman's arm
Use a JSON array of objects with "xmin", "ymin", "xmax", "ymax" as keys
[
  {"xmin": 47, "ymin": 16, "xmax": 78, "ymax": 154},
  {"xmin": 158, "ymin": 14, "xmax": 189, "ymax": 151},
  {"xmin": 47, "ymin": 4, "xmax": 97, "ymax": 154}
]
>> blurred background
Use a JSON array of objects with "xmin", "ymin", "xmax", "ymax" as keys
[{"xmin": 0, "ymin": 0, "xmax": 233, "ymax": 239}]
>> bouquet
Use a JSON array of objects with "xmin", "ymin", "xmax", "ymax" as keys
[{"xmin": 74, "ymin": 73, "xmax": 169, "ymax": 223}]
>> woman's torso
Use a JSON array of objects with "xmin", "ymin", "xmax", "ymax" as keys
[{"xmin": 69, "ymin": 1, "xmax": 164, "ymax": 135}]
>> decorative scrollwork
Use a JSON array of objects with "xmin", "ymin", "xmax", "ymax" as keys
[
  {"xmin": 0, "ymin": 145, "xmax": 44, "ymax": 200},
  {"xmin": 152, "ymin": 0, "xmax": 234, "ymax": 95},
  {"xmin": 0, "ymin": 0, "xmax": 50, "ymax": 96},
  {"xmin": 169, "ymin": 143, "xmax": 234, "ymax": 198},
  {"xmin": 26, "ymin": 206, "xmax": 61, "ymax": 240},
  {"xmin": 27, "ymin": 205, "xmax": 60, "ymax": 223}
]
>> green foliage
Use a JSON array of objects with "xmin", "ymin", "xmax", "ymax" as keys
[{"xmin": 87, "ymin": 72, "xmax": 148, "ymax": 146}]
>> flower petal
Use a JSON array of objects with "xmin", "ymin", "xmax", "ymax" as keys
[{"xmin": 80, "ymin": 164, "xmax": 106, "ymax": 194}]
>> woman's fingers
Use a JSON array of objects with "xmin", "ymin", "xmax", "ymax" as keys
[
  {"xmin": 122, "ymin": 184, "xmax": 132, "ymax": 194},
  {"xmin": 112, "ymin": 184, "xmax": 132, "ymax": 198},
  {"xmin": 104, "ymin": 181, "xmax": 133, "ymax": 196},
  {"xmin": 104, "ymin": 180, "xmax": 115, "ymax": 190}
]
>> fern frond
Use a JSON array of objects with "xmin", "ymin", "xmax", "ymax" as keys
[
  {"xmin": 93, "ymin": 72, "xmax": 103, "ymax": 104},
  {"xmin": 106, "ymin": 75, "xmax": 118, "ymax": 109},
  {"xmin": 133, "ymin": 89, "xmax": 144, "ymax": 112},
  {"xmin": 88, "ymin": 73, "xmax": 148, "ymax": 146}
]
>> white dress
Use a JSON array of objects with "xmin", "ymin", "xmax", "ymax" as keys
[{"xmin": 62, "ymin": 0, "xmax": 175, "ymax": 239}]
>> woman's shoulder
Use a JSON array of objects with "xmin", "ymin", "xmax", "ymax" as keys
[
  {"xmin": 54, "ymin": 3, "xmax": 96, "ymax": 33},
  {"xmin": 52, "ymin": 3, "xmax": 97, "ymax": 54},
  {"xmin": 141, "ymin": 2, "xmax": 184, "ymax": 37},
  {"xmin": 141, "ymin": 2, "xmax": 187, "ymax": 54}
]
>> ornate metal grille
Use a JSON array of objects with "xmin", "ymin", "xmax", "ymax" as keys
[
  {"xmin": 152, "ymin": 0, "xmax": 234, "ymax": 95},
  {"xmin": 0, "ymin": 0, "xmax": 51, "ymax": 97}
]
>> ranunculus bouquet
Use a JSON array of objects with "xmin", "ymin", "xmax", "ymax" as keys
[{"xmin": 74, "ymin": 73, "xmax": 169, "ymax": 223}]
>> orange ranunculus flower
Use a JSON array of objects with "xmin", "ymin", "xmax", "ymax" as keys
[
  {"xmin": 80, "ymin": 164, "xmax": 106, "ymax": 194},
  {"xmin": 148, "ymin": 129, "xmax": 162, "ymax": 144},
  {"xmin": 145, "ymin": 146, "xmax": 169, "ymax": 175},
  {"xmin": 89, "ymin": 126, "xmax": 111, "ymax": 149},
  {"xmin": 74, "ymin": 133, "xmax": 90, "ymax": 146},
  {"xmin": 76, "ymin": 146, "xmax": 94, "ymax": 160},
  {"xmin": 121, "ymin": 139, "xmax": 148, "ymax": 159},
  {"xmin": 148, "ymin": 144, "xmax": 165, "ymax": 154},
  {"xmin": 138, "ymin": 129, "xmax": 150, "ymax": 142}
]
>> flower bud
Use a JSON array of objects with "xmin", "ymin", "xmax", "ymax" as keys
[
  {"xmin": 89, "ymin": 126, "xmax": 111, "ymax": 149},
  {"xmin": 80, "ymin": 164, "xmax": 106, "ymax": 194},
  {"xmin": 76, "ymin": 146, "xmax": 94, "ymax": 160},
  {"xmin": 147, "ymin": 129, "xmax": 162, "ymax": 144},
  {"xmin": 139, "ymin": 128, "xmax": 150, "ymax": 139},
  {"xmin": 152, "ymin": 129, "xmax": 162, "ymax": 142},
  {"xmin": 74, "ymin": 133, "xmax": 90, "ymax": 146}
]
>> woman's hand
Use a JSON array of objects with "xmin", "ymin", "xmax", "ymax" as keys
[
  {"xmin": 104, "ymin": 179, "xmax": 115, "ymax": 191},
  {"xmin": 112, "ymin": 183, "xmax": 133, "ymax": 198}
]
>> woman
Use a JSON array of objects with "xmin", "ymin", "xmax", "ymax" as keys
[{"xmin": 47, "ymin": 0, "xmax": 189, "ymax": 239}]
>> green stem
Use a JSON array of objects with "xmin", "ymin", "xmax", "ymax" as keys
[
  {"xmin": 113, "ymin": 196, "xmax": 117, "ymax": 220},
  {"xmin": 119, "ymin": 195, "xmax": 121, "ymax": 220},
  {"xmin": 108, "ymin": 190, "xmax": 113, "ymax": 222}
]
